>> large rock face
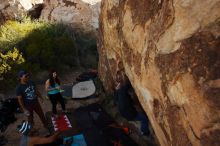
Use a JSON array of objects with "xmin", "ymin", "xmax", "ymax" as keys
[
  {"xmin": 0, "ymin": 0, "xmax": 43, "ymax": 24},
  {"xmin": 40, "ymin": 0, "xmax": 101, "ymax": 33},
  {"xmin": 0, "ymin": 0, "xmax": 101, "ymax": 33},
  {"xmin": 98, "ymin": 0, "xmax": 220, "ymax": 146}
]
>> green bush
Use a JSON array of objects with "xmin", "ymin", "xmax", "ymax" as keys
[
  {"xmin": 0, "ymin": 47, "xmax": 24, "ymax": 74},
  {"xmin": 0, "ymin": 17, "xmax": 98, "ymax": 91}
]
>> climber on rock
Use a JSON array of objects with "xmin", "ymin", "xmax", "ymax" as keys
[{"xmin": 114, "ymin": 70, "xmax": 150, "ymax": 136}]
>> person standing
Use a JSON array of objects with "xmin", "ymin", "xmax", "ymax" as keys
[
  {"xmin": 16, "ymin": 70, "xmax": 48, "ymax": 128},
  {"xmin": 45, "ymin": 70, "xmax": 66, "ymax": 117}
]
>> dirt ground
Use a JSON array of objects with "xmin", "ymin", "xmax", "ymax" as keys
[
  {"xmin": 1, "ymin": 71, "xmax": 156, "ymax": 146},
  {"xmin": 1, "ymin": 71, "xmax": 100, "ymax": 146},
  {"xmin": 3, "ymin": 96, "xmax": 101, "ymax": 146}
]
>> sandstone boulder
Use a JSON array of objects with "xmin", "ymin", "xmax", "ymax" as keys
[
  {"xmin": 98, "ymin": 0, "xmax": 220, "ymax": 145},
  {"xmin": 40, "ymin": 0, "xmax": 101, "ymax": 34},
  {"xmin": 0, "ymin": 0, "xmax": 43, "ymax": 24}
]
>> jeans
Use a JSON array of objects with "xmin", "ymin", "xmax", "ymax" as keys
[{"xmin": 25, "ymin": 100, "xmax": 47, "ymax": 128}]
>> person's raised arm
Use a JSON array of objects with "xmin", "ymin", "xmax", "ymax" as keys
[{"xmin": 208, "ymin": 79, "xmax": 220, "ymax": 88}]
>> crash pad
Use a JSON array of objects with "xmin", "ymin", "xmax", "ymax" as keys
[
  {"xmin": 61, "ymin": 134, "xmax": 87, "ymax": 146},
  {"xmin": 72, "ymin": 80, "xmax": 96, "ymax": 99},
  {"xmin": 51, "ymin": 114, "xmax": 72, "ymax": 132}
]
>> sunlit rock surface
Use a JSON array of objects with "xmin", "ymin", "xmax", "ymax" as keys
[
  {"xmin": 0, "ymin": 0, "xmax": 101, "ymax": 33},
  {"xmin": 98, "ymin": 0, "xmax": 220, "ymax": 146},
  {"xmin": 0, "ymin": 0, "xmax": 43, "ymax": 24},
  {"xmin": 40, "ymin": 0, "xmax": 101, "ymax": 33}
]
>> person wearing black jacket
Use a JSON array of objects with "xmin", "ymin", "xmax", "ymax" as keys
[{"xmin": 114, "ymin": 71, "xmax": 150, "ymax": 136}]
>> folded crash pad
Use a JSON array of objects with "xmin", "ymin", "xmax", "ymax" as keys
[{"xmin": 72, "ymin": 80, "xmax": 96, "ymax": 99}]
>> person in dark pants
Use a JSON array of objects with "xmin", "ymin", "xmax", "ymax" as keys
[
  {"xmin": 16, "ymin": 70, "xmax": 48, "ymax": 128},
  {"xmin": 114, "ymin": 71, "xmax": 150, "ymax": 136},
  {"xmin": 45, "ymin": 70, "xmax": 66, "ymax": 117}
]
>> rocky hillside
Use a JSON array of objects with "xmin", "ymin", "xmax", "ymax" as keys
[
  {"xmin": 0, "ymin": 0, "xmax": 42, "ymax": 24},
  {"xmin": 98, "ymin": 0, "xmax": 220, "ymax": 146},
  {"xmin": 40, "ymin": 0, "xmax": 101, "ymax": 34},
  {"xmin": 0, "ymin": 0, "xmax": 101, "ymax": 33}
]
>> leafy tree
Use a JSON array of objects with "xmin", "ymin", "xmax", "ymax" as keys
[
  {"xmin": 0, "ymin": 17, "xmax": 98, "ymax": 91},
  {"xmin": 0, "ymin": 47, "xmax": 24, "ymax": 75}
]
